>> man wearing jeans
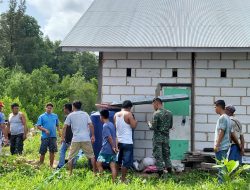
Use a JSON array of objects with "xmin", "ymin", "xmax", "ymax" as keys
[
  {"xmin": 214, "ymin": 100, "xmax": 239, "ymax": 183},
  {"xmin": 114, "ymin": 100, "xmax": 137, "ymax": 183},
  {"xmin": 57, "ymin": 103, "xmax": 74, "ymax": 169}
]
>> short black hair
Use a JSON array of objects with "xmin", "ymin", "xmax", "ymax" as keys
[
  {"xmin": 11, "ymin": 103, "xmax": 19, "ymax": 109},
  {"xmin": 73, "ymin": 101, "xmax": 82, "ymax": 110},
  {"xmin": 214, "ymin": 100, "xmax": 225, "ymax": 109},
  {"xmin": 46, "ymin": 102, "xmax": 54, "ymax": 107},
  {"xmin": 100, "ymin": 110, "xmax": 109, "ymax": 119},
  {"xmin": 152, "ymin": 97, "xmax": 162, "ymax": 104},
  {"xmin": 122, "ymin": 100, "xmax": 133, "ymax": 109},
  {"xmin": 64, "ymin": 103, "xmax": 72, "ymax": 112}
]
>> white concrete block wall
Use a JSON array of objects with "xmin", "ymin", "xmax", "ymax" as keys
[
  {"xmin": 101, "ymin": 52, "xmax": 250, "ymax": 159},
  {"xmin": 194, "ymin": 52, "xmax": 250, "ymax": 151}
]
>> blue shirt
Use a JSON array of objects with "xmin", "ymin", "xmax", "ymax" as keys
[
  {"xmin": 214, "ymin": 114, "xmax": 232, "ymax": 151},
  {"xmin": 37, "ymin": 112, "xmax": 59, "ymax": 139},
  {"xmin": 100, "ymin": 122, "xmax": 116, "ymax": 155},
  {"xmin": 0, "ymin": 112, "xmax": 5, "ymax": 138}
]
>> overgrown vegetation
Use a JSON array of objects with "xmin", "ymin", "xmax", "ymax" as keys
[{"xmin": 1, "ymin": 135, "xmax": 250, "ymax": 190}]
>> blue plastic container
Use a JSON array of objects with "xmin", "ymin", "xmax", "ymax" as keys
[{"xmin": 90, "ymin": 111, "xmax": 117, "ymax": 160}]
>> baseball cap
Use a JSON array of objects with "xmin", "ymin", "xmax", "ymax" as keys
[
  {"xmin": 0, "ymin": 101, "xmax": 4, "ymax": 107},
  {"xmin": 225, "ymin": 105, "xmax": 236, "ymax": 114}
]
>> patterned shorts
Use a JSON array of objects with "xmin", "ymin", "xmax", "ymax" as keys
[{"xmin": 97, "ymin": 153, "xmax": 117, "ymax": 163}]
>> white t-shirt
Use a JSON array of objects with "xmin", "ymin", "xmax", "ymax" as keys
[{"xmin": 64, "ymin": 111, "xmax": 92, "ymax": 142}]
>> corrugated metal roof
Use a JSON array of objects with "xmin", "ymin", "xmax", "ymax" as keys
[{"xmin": 61, "ymin": 0, "xmax": 250, "ymax": 51}]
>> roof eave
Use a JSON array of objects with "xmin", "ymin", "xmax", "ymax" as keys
[{"xmin": 61, "ymin": 46, "xmax": 250, "ymax": 53}]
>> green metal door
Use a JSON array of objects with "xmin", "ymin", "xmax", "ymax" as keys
[{"xmin": 163, "ymin": 87, "xmax": 191, "ymax": 160}]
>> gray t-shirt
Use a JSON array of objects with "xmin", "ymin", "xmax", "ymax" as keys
[
  {"xmin": 64, "ymin": 111, "xmax": 92, "ymax": 142},
  {"xmin": 230, "ymin": 116, "xmax": 243, "ymax": 144},
  {"xmin": 214, "ymin": 114, "xmax": 232, "ymax": 151}
]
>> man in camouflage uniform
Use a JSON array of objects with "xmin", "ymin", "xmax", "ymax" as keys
[{"xmin": 149, "ymin": 98, "xmax": 173, "ymax": 176}]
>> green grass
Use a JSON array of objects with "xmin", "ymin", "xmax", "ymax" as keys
[{"xmin": 0, "ymin": 135, "xmax": 250, "ymax": 190}]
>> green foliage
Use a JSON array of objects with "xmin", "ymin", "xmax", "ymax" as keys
[
  {"xmin": 0, "ymin": 66, "xmax": 97, "ymax": 123},
  {"xmin": 1, "ymin": 135, "xmax": 250, "ymax": 190},
  {"xmin": 213, "ymin": 159, "xmax": 250, "ymax": 183}
]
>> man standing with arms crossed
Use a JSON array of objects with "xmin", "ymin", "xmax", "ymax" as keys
[
  {"xmin": 148, "ymin": 98, "xmax": 173, "ymax": 176},
  {"xmin": 62, "ymin": 101, "xmax": 96, "ymax": 175},
  {"xmin": 37, "ymin": 103, "xmax": 60, "ymax": 167},
  {"xmin": 114, "ymin": 100, "xmax": 137, "ymax": 183}
]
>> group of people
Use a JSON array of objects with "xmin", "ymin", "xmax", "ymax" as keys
[
  {"xmin": 0, "ymin": 98, "xmax": 244, "ymax": 183},
  {"xmin": 214, "ymin": 100, "xmax": 245, "ymax": 183}
]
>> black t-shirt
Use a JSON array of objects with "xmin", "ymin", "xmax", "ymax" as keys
[{"xmin": 64, "ymin": 116, "xmax": 73, "ymax": 143}]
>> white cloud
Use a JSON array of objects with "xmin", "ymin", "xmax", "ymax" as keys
[{"xmin": 27, "ymin": 0, "xmax": 94, "ymax": 41}]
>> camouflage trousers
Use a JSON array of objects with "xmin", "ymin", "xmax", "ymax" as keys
[{"xmin": 152, "ymin": 137, "xmax": 171, "ymax": 171}]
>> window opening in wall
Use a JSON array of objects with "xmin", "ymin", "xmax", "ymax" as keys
[
  {"xmin": 126, "ymin": 68, "xmax": 132, "ymax": 77},
  {"xmin": 172, "ymin": 68, "xmax": 178, "ymax": 77},
  {"xmin": 221, "ymin": 69, "xmax": 227, "ymax": 78}
]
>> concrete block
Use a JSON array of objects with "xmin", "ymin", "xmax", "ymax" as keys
[
  {"xmin": 221, "ymin": 53, "xmax": 247, "ymax": 60},
  {"xmin": 136, "ymin": 122, "xmax": 150, "ymax": 131},
  {"xmin": 126, "ymin": 77, "xmax": 151, "ymax": 86},
  {"xmin": 134, "ymin": 113, "xmax": 146, "ymax": 122},
  {"xmin": 208, "ymin": 60, "xmax": 234, "ymax": 68},
  {"xmin": 134, "ymin": 148, "xmax": 145, "ymax": 159},
  {"xmin": 236, "ymin": 115, "xmax": 250, "ymax": 124},
  {"xmin": 102, "ymin": 86, "xmax": 110, "ymax": 94},
  {"xmin": 177, "ymin": 52, "xmax": 192, "ymax": 60},
  {"xmin": 145, "ymin": 149, "xmax": 153, "ymax": 157},
  {"xmin": 152, "ymin": 52, "xmax": 177, "ymax": 60},
  {"xmin": 207, "ymin": 133, "xmax": 215, "ymax": 142},
  {"xmin": 195, "ymin": 60, "xmax": 208, "ymax": 68},
  {"xmin": 102, "ymin": 69, "xmax": 110, "ymax": 77},
  {"xmin": 195, "ymin": 132, "xmax": 207, "ymax": 141},
  {"xmin": 206, "ymin": 78, "xmax": 232, "ymax": 87},
  {"xmin": 195, "ymin": 141, "xmax": 213, "ymax": 150},
  {"xmin": 136, "ymin": 69, "xmax": 161, "ymax": 77},
  {"xmin": 110, "ymin": 69, "xmax": 126, "ymax": 77},
  {"xmin": 221, "ymin": 88, "xmax": 246, "ymax": 96},
  {"xmin": 135, "ymin": 87, "xmax": 156, "ymax": 95},
  {"xmin": 134, "ymin": 131, "xmax": 145, "ymax": 140},
  {"xmin": 207, "ymin": 114, "xmax": 219, "ymax": 123},
  {"xmin": 141, "ymin": 60, "xmax": 166, "ymax": 68},
  {"xmin": 103, "ymin": 52, "xmax": 127, "ymax": 60},
  {"xmin": 233, "ymin": 79, "xmax": 250, "ymax": 87},
  {"xmin": 134, "ymin": 104, "xmax": 154, "ymax": 113},
  {"xmin": 195, "ymin": 106, "xmax": 215, "ymax": 114},
  {"xmin": 167, "ymin": 60, "xmax": 191, "ymax": 68},
  {"xmin": 103, "ymin": 60, "xmax": 117, "ymax": 68},
  {"xmin": 241, "ymin": 97, "xmax": 250, "ymax": 105},
  {"xmin": 196, "ymin": 53, "xmax": 220, "ymax": 60},
  {"xmin": 161, "ymin": 69, "xmax": 173, "ymax": 77},
  {"xmin": 117, "ymin": 60, "xmax": 141, "ymax": 68},
  {"xmin": 128, "ymin": 52, "xmax": 151, "ymax": 60},
  {"xmin": 196, "ymin": 69, "xmax": 220, "ymax": 78},
  {"xmin": 102, "ymin": 77, "xmax": 126, "ymax": 85},
  {"xmin": 215, "ymin": 97, "xmax": 241, "ymax": 105},
  {"xmin": 178, "ymin": 69, "xmax": 191, "ymax": 77},
  {"xmin": 235, "ymin": 60, "xmax": 250, "ymax": 68},
  {"xmin": 195, "ymin": 79, "xmax": 206, "ymax": 86},
  {"xmin": 195, "ymin": 87, "xmax": 220, "ymax": 96},
  {"xmin": 195, "ymin": 114, "xmax": 208, "ymax": 123},
  {"xmin": 233, "ymin": 106, "xmax": 246, "ymax": 115},
  {"xmin": 152, "ymin": 78, "xmax": 177, "ymax": 85},
  {"xmin": 121, "ymin": 95, "xmax": 145, "ymax": 101},
  {"xmin": 247, "ymin": 88, "xmax": 250, "ymax": 96},
  {"xmin": 227, "ymin": 69, "xmax": 250, "ymax": 78},
  {"xmin": 195, "ymin": 96, "xmax": 214, "ymax": 105},
  {"xmin": 102, "ymin": 95, "xmax": 120, "ymax": 102},
  {"xmin": 243, "ymin": 134, "xmax": 250, "ymax": 143},
  {"xmin": 177, "ymin": 78, "xmax": 192, "ymax": 83},
  {"xmin": 110, "ymin": 86, "xmax": 134, "ymax": 95},
  {"xmin": 145, "ymin": 131, "xmax": 153, "ymax": 140},
  {"xmin": 134, "ymin": 140, "xmax": 153, "ymax": 149}
]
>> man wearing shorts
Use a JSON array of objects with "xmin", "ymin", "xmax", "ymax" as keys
[
  {"xmin": 37, "ymin": 103, "xmax": 60, "ymax": 167},
  {"xmin": 62, "ymin": 101, "xmax": 96, "ymax": 175},
  {"xmin": 96, "ymin": 110, "xmax": 117, "ymax": 182},
  {"xmin": 114, "ymin": 100, "xmax": 137, "ymax": 183}
]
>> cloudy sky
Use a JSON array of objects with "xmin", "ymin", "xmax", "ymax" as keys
[{"xmin": 0, "ymin": 0, "xmax": 94, "ymax": 41}]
